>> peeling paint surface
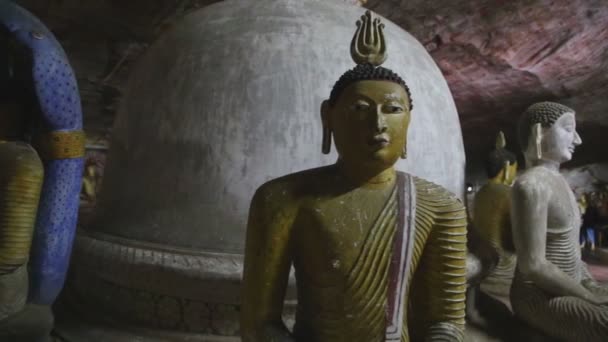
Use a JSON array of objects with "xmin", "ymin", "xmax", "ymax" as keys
[{"xmin": 93, "ymin": 0, "xmax": 464, "ymax": 253}]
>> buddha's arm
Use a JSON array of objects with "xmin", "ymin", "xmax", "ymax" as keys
[
  {"xmin": 416, "ymin": 182, "xmax": 467, "ymax": 341},
  {"xmin": 501, "ymin": 189, "xmax": 516, "ymax": 253},
  {"xmin": 241, "ymin": 184, "xmax": 296, "ymax": 342},
  {"xmin": 0, "ymin": 143, "xmax": 43, "ymax": 274},
  {"xmin": 511, "ymin": 180, "xmax": 597, "ymax": 302},
  {"xmin": 472, "ymin": 185, "xmax": 512, "ymax": 254}
]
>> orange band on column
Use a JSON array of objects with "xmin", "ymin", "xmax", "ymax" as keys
[{"xmin": 33, "ymin": 130, "xmax": 86, "ymax": 160}]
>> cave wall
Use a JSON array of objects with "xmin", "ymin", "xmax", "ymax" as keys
[{"xmin": 12, "ymin": 0, "xmax": 608, "ymax": 182}]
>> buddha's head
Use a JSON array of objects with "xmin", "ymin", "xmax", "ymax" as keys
[
  {"xmin": 321, "ymin": 63, "xmax": 412, "ymax": 170},
  {"xmin": 321, "ymin": 11, "xmax": 412, "ymax": 171},
  {"xmin": 517, "ymin": 101, "xmax": 582, "ymax": 165},
  {"xmin": 486, "ymin": 131, "xmax": 517, "ymax": 185}
]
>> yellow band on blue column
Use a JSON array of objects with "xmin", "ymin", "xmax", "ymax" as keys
[{"xmin": 33, "ymin": 130, "xmax": 86, "ymax": 160}]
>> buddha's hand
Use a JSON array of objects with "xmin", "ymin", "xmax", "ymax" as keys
[
  {"xmin": 582, "ymin": 277, "xmax": 608, "ymax": 303},
  {"xmin": 591, "ymin": 295, "xmax": 608, "ymax": 305},
  {"xmin": 425, "ymin": 322, "xmax": 465, "ymax": 342}
]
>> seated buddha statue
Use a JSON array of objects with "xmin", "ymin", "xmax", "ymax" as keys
[
  {"xmin": 241, "ymin": 11, "xmax": 467, "ymax": 342},
  {"xmin": 0, "ymin": 101, "xmax": 52, "ymax": 340},
  {"xmin": 510, "ymin": 101, "xmax": 608, "ymax": 341},
  {"xmin": 473, "ymin": 131, "xmax": 517, "ymax": 298}
]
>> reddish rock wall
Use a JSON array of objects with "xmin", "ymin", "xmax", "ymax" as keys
[{"xmin": 15, "ymin": 0, "xmax": 608, "ymax": 167}]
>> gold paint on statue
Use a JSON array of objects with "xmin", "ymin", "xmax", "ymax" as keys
[
  {"xmin": 350, "ymin": 11, "xmax": 387, "ymax": 67},
  {"xmin": 472, "ymin": 132, "xmax": 517, "ymax": 297},
  {"xmin": 474, "ymin": 172, "xmax": 516, "ymax": 251},
  {"xmin": 407, "ymin": 178, "xmax": 467, "ymax": 340},
  {"xmin": 241, "ymin": 11, "xmax": 466, "ymax": 342},
  {"xmin": 0, "ymin": 103, "xmax": 44, "ymax": 320},
  {"xmin": 0, "ymin": 142, "xmax": 44, "ymax": 274}
]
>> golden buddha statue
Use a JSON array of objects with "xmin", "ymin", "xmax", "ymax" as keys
[
  {"xmin": 241, "ymin": 11, "xmax": 467, "ymax": 342},
  {"xmin": 473, "ymin": 132, "xmax": 517, "ymax": 298},
  {"xmin": 511, "ymin": 102, "xmax": 608, "ymax": 341},
  {"xmin": 0, "ymin": 100, "xmax": 50, "ymax": 340},
  {"xmin": 0, "ymin": 101, "xmax": 43, "ymax": 315}
]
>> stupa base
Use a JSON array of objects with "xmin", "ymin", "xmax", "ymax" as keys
[
  {"xmin": 54, "ymin": 302, "xmax": 237, "ymax": 342},
  {"xmin": 60, "ymin": 229, "xmax": 296, "ymax": 339},
  {"xmin": 65, "ymin": 229, "xmax": 245, "ymax": 335}
]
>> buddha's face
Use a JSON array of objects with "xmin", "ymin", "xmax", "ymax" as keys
[
  {"xmin": 325, "ymin": 80, "xmax": 410, "ymax": 169},
  {"xmin": 539, "ymin": 112, "xmax": 582, "ymax": 163},
  {"xmin": 85, "ymin": 165, "xmax": 96, "ymax": 177}
]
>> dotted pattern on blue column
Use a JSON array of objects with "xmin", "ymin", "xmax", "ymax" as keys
[
  {"xmin": 33, "ymin": 50, "xmax": 82, "ymax": 130},
  {"xmin": 29, "ymin": 158, "xmax": 83, "ymax": 304},
  {"xmin": 1, "ymin": 2, "xmax": 84, "ymax": 305}
]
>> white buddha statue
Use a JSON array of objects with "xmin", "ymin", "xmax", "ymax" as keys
[{"xmin": 510, "ymin": 101, "xmax": 608, "ymax": 342}]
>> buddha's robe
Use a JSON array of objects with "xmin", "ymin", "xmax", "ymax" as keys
[
  {"xmin": 473, "ymin": 182, "xmax": 516, "ymax": 297},
  {"xmin": 511, "ymin": 168, "xmax": 608, "ymax": 342},
  {"xmin": 511, "ymin": 227, "xmax": 608, "ymax": 342},
  {"xmin": 292, "ymin": 173, "xmax": 466, "ymax": 342},
  {"xmin": 0, "ymin": 141, "xmax": 43, "ymax": 319}
]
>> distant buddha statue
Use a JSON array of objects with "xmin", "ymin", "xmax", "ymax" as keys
[
  {"xmin": 241, "ymin": 11, "xmax": 467, "ymax": 342},
  {"xmin": 473, "ymin": 131, "xmax": 517, "ymax": 298},
  {"xmin": 511, "ymin": 101, "xmax": 608, "ymax": 341}
]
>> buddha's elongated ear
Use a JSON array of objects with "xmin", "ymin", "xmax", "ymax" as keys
[
  {"xmin": 321, "ymin": 100, "xmax": 331, "ymax": 154},
  {"xmin": 502, "ymin": 160, "xmax": 510, "ymax": 183},
  {"xmin": 496, "ymin": 131, "xmax": 506, "ymax": 149},
  {"xmin": 530, "ymin": 123, "xmax": 543, "ymax": 160}
]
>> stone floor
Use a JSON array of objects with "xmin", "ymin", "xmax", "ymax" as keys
[
  {"xmin": 53, "ymin": 254, "xmax": 608, "ymax": 342},
  {"xmin": 54, "ymin": 319, "xmax": 515, "ymax": 342},
  {"xmin": 54, "ymin": 301, "xmax": 541, "ymax": 342},
  {"xmin": 587, "ymin": 249, "xmax": 608, "ymax": 282},
  {"xmin": 55, "ymin": 319, "xmax": 548, "ymax": 342},
  {"xmin": 55, "ymin": 317, "xmax": 237, "ymax": 342}
]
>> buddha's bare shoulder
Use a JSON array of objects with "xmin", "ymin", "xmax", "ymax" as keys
[
  {"xmin": 476, "ymin": 182, "xmax": 511, "ymax": 206},
  {"xmin": 517, "ymin": 166, "xmax": 556, "ymax": 182},
  {"xmin": 0, "ymin": 141, "xmax": 43, "ymax": 173},
  {"xmin": 251, "ymin": 165, "xmax": 337, "ymax": 205},
  {"xmin": 512, "ymin": 167, "xmax": 553, "ymax": 199},
  {"xmin": 412, "ymin": 176, "xmax": 463, "ymax": 210},
  {"xmin": 410, "ymin": 176, "xmax": 465, "ymax": 238},
  {"xmin": 479, "ymin": 182, "xmax": 511, "ymax": 196}
]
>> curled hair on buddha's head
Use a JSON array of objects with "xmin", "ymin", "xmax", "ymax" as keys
[
  {"xmin": 328, "ymin": 63, "xmax": 413, "ymax": 110},
  {"xmin": 486, "ymin": 148, "xmax": 517, "ymax": 178},
  {"xmin": 517, "ymin": 101, "xmax": 575, "ymax": 149}
]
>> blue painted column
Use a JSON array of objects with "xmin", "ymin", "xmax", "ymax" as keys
[{"xmin": 0, "ymin": 2, "xmax": 84, "ymax": 305}]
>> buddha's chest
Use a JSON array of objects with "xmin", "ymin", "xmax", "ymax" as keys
[
  {"xmin": 292, "ymin": 187, "xmax": 398, "ymax": 285},
  {"xmin": 546, "ymin": 175, "xmax": 580, "ymax": 232}
]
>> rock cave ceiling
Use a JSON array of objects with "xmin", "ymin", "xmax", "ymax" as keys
[{"xmin": 14, "ymin": 0, "xmax": 608, "ymax": 169}]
